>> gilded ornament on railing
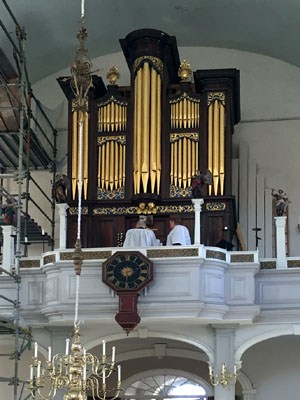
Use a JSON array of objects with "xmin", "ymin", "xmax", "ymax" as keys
[
  {"xmin": 207, "ymin": 92, "xmax": 225, "ymax": 106},
  {"xmin": 93, "ymin": 204, "xmax": 194, "ymax": 215},
  {"xmin": 205, "ymin": 202, "xmax": 226, "ymax": 211},
  {"xmin": 106, "ymin": 66, "xmax": 120, "ymax": 85},
  {"xmin": 170, "ymin": 132, "xmax": 199, "ymax": 143},
  {"xmin": 133, "ymin": 56, "xmax": 163, "ymax": 74},
  {"xmin": 69, "ymin": 207, "xmax": 89, "ymax": 215},
  {"xmin": 178, "ymin": 60, "xmax": 192, "ymax": 81}
]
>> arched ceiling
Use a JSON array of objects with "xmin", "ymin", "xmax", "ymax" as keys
[{"xmin": 1, "ymin": 0, "xmax": 299, "ymax": 83}]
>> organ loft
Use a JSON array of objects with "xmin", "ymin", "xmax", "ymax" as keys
[{"xmin": 58, "ymin": 29, "xmax": 240, "ymax": 248}]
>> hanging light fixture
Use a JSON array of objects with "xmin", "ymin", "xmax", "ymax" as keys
[{"xmin": 28, "ymin": 2, "xmax": 121, "ymax": 399}]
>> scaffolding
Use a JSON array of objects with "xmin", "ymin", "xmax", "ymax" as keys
[{"xmin": 0, "ymin": 0, "xmax": 58, "ymax": 398}]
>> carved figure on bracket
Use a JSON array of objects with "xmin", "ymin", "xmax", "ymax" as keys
[
  {"xmin": 53, "ymin": 174, "xmax": 70, "ymax": 203},
  {"xmin": 271, "ymin": 188, "xmax": 290, "ymax": 216},
  {"xmin": 191, "ymin": 169, "xmax": 212, "ymax": 198}
]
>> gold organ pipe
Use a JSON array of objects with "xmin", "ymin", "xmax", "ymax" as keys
[
  {"xmin": 208, "ymin": 103, "xmax": 213, "ymax": 195},
  {"xmin": 192, "ymin": 102, "xmax": 195, "ymax": 129},
  {"xmin": 213, "ymin": 100, "xmax": 220, "ymax": 195},
  {"xmin": 170, "ymin": 142, "xmax": 174, "ymax": 185},
  {"xmin": 133, "ymin": 77, "xmax": 138, "ymax": 194},
  {"xmin": 191, "ymin": 140, "xmax": 196, "ymax": 177},
  {"xmin": 182, "ymin": 137, "xmax": 187, "ymax": 189},
  {"xmin": 141, "ymin": 62, "xmax": 150, "ymax": 193},
  {"xmin": 195, "ymin": 103, "xmax": 199, "ymax": 127},
  {"xmin": 111, "ymin": 102, "xmax": 115, "ymax": 132},
  {"xmin": 98, "ymin": 108, "xmax": 101, "ymax": 132},
  {"xmin": 124, "ymin": 105, "xmax": 127, "ymax": 130},
  {"xmin": 72, "ymin": 111, "xmax": 78, "ymax": 199},
  {"xmin": 150, "ymin": 68, "xmax": 157, "ymax": 193},
  {"xmin": 103, "ymin": 105, "xmax": 107, "ymax": 132},
  {"xmin": 170, "ymin": 103, "xmax": 173, "ymax": 129},
  {"xmin": 105, "ymin": 141, "xmax": 110, "ymax": 190},
  {"xmin": 183, "ymin": 98, "xmax": 187, "ymax": 129},
  {"xmin": 179, "ymin": 100, "xmax": 183, "ymax": 129},
  {"xmin": 219, "ymin": 103, "xmax": 225, "ymax": 195},
  {"xmin": 119, "ymin": 143, "xmax": 123, "ymax": 188},
  {"xmin": 98, "ymin": 146, "xmax": 101, "ymax": 187},
  {"xmin": 195, "ymin": 141, "xmax": 199, "ymax": 172},
  {"xmin": 156, "ymin": 74, "xmax": 161, "ymax": 194},
  {"xmin": 114, "ymin": 141, "xmax": 119, "ymax": 188},
  {"xmin": 108, "ymin": 103, "xmax": 111, "ymax": 132},
  {"xmin": 136, "ymin": 68, "xmax": 143, "ymax": 194},
  {"xmin": 175, "ymin": 102, "xmax": 179, "ymax": 129},
  {"xmin": 187, "ymin": 100, "xmax": 191, "ymax": 129},
  {"xmin": 119, "ymin": 104, "xmax": 122, "ymax": 131},
  {"xmin": 101, "ymin": 144, "xmax": 105, "ymax": 188},
  {"xmin": 122, "ymin": 144, "xmax": 126, "ymax": 186},
  {"xmin": 109, "ymin": 139, "xmax": 114, "ymax": 190},
  {"xmin": 115, "ymin": 104, "xmax": 118, "ymax": 131},
  {"xmin": 187, "ymin": 138, "xmax": 192, "ymax": 187},
  {"xmin": 178, "ymin": 138, "xmax": 182, "ymax": 188},
  {"xmin": 83, "ymin": 112, "xmax": 88, "ymax": 199},
  {"xmin": 174, "ymin": 140, "xmax": 178, "ymax": 187}
]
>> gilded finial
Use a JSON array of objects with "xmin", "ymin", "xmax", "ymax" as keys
[
  {"xmin": 107, "ymin": 66, "xmax": 120, "ymax": 85},
  {"xmin": 178, "ymin": 60, "xmax": 192, "ymax": 81}
]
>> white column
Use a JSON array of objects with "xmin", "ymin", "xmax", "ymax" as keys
[
  {"xmin": 274, "ymin": 216, "xmax": 287, "ymax": 269},
  {"xmin": 1, "ymin": 225, "xmax": 16, "ymax": 272},
  {"xmin": 212, "ymin": 326, "xmax": 237, "ymax": 400},
  {"xmin": 56, "ymin": 203, "xmax": 69, "ymax": 249},
  {"xmin": 192, "ymin": 198, "xmax": 204, "ymax": 245}
]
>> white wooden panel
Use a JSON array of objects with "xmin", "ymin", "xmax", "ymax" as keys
[
  {"xmin": 247, "ymin": 157, "xmax": 256, "ymax": 250},
  {"xmin": 257, "ymin": 172, "xmax": 265, "ymax": 257}
]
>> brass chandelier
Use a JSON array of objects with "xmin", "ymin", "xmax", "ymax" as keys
[{"xmin": 28, "ymin": 1, "xmax": 122, "ymax": 399}]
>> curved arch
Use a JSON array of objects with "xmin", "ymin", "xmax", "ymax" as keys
[
  {"xmin": 116, "ymin": 347, "xmax": 208, "ymax": 363},
  {"xmin": 235, "ymin": 326, "xmax": 296, "ymax": 361},
  {"xmin": 238, "ymin": 371, "xmax": 257, "ymax": 398},
  {"xmin": 86, "ymin": 330, "xmax": 215, "ymax": 362},
  {"xmin": 122, "ymin": 368, "xmax": 214, "ymax": 397}
]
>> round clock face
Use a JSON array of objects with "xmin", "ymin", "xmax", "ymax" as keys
[{"xmin": 102, "ymin": 252, "xmax": 153, "ymax": 291}]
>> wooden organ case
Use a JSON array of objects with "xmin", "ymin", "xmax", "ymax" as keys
[{"xmin": 58, "ymin": 29, "xmax": 240, "ymax": 248}]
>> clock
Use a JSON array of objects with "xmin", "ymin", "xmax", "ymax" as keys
[
  {"xmin": 102, "ymin": 251, "xmax": 153, "ymax": 332},
  {"xmin": 102, "ymin": 251, "xmax": 153, "ymax": 292}
]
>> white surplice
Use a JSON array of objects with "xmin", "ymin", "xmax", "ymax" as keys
[
  {"xmin": 166, "ymin": 225, "xmax": 191, "ymax": 246},
  {"xmin": 123, "ymin": 228, "xmax": 157, "ymax": 247}
]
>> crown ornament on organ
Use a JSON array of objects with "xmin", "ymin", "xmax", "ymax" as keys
[
  {"xmin": 107, "ymin": 66, "xmax": 120, "ymax": 85},
  {"xmin": 178, "ymin": 60, "xmax": 192, "ymax": 81}
]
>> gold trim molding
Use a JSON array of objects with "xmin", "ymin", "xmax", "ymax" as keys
[
  {"xmin": 147, "ymin": 248, "xmax": 198, "ymax": 258},
  {"xmin": 205, "ymin": 202, "xmax": 226, "ymax": 211},
  {"xmin": 69, "ymin": 207, "xmax": 89, "ymax": 215},
  {"xmin": 170, "ymin": 132, "xmax": 199, "ymax": 143},
  {"xmin": 93, "ymin": 204, "xmax": 194, "ymax": 216},
  {"xmin": 97, "ymin": 95, "xmax": 127, "ymax": 108},
  {"xmin": 207, "ymin": 92, "xmax": 225, "ymax": 106},
  {"xmin": 97, "ymin": 136, "xmax": 126, "ymax": 145},
  {"xmin": 60, "ymin": 251, "xmax": 112, "ymax": 261},
  {"xmin": 133, "ymin": 56, "xmax": 163, "ymax": 74}
]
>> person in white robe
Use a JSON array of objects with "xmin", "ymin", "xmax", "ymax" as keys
[
  {"xmin": 123, "ymin": 219, "xmax": 157, "ymax": 247},
  {"xmin": 166, "ymin": 215, "xmax": 191, "ymax": 246}
]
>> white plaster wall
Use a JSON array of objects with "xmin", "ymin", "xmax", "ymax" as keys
[
  {"xmin": 242, "ymin": 335, "xmax": 300, "ymax": 400},
  {"xmin": 30, "ymin": 46, "xmax": 300, "ymax": 256}
]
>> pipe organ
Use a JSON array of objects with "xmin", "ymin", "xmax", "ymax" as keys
[{"xmin": 58, "ymin": 29, "xmax": 240, "ymax": 248}]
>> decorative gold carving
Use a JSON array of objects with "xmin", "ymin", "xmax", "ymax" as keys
[
  {"xmin": 178, "ymin": 60, "xmax": 192, "ymax": 81},
  {"xmin": 147, "ymin": 248, "xmax": 198, "ymax": 258},
  {"xmin": 43, "ymin": 255, "xmax": 56, "ymax": 265},
  {"xmin": 98, "ymin": 97, "xmax": 127, "ymax": 133},
  {"xmin": 106, "ymin": 66, "xmax": 120, "ymax": 84},
  {"xmin": 137, "ymin": 202, "xmax": 158, "ymax": 214},
  {"xmin": 230, "ymin": 254, "xmax": 254, "ymax": 263},
  {"xmin": 170, "ymin": 95, "xmax": 200, "ymax": 130},
  {"xmin": 205, "ymin": 202, "xmax": 226, "ymax": 211},
  {"xmin": 97, "ymin": 186, "xmax": 125, "ymax": 200},
  {"xmin": 206, "ymin": 250, "xmax": 226, "ymax": 261},
  {"xmin": 170, "ymin": 185, "xmax": 192, "ymax": 198},
  {"xmin": 69, "ymin": 207, "xmax": 89, "ymax": 215},
  {"xmin": 20, "ymin": 260, "xmax": 40, "ymax": 268},
  {"xmin": 207, "ymin": 92, "xmax": 226, "ymax": 106},
  {"xmin": 60, "ymin": 251, "xmax": 112, "ymax": 261},
  {"xmin": 170, "ymin": 132, "xmax": 199, "ymax": 143},
  {"xmin": 93, "ymin": 204, "xmax": 194, "ymax": 216},
  {"xmin": 133, "ymin": 56, "xmax": 163, "ymax": 74},
  {"xmin": 72, "ymin": 98, "xmax": 89, "ymax": 113},
  {"xmin": 260, "ymin": 261, "xmax": 276, "ymax": 269}
]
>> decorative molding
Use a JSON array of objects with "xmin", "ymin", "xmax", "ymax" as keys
[
  {"xmin": 97, "ymin": 186, "xmax": 125, "ymax": 200},
  {"xmin": 28, "ymin": 282, "xmax": 43, "ymax": 305},
  {"xmin": 97, "ymin": 136, "xmax": 126, "ymax": 145},
  {"xmin": 147, "ymin": 248, "xmax": 198, "ymax": 258},
  {"xmin": 93, "ymin": 205, "xmax": 194, "ymax": 216},
  {"xmin": 45, "ymin": 278, "xmax": 58, "ymax": 302},
  {"xmin": 68, "ymin": 207, "xmax": 89, "ymax": 215},
  {"xmin": 133, "ymin": 56, "xmax": 163, "ymax": 74},
  {"xmin": 170, "ymin": 132, "xmax": 199, "ymax": 143},
  {"xmin": 43, "ymin": 255, "xmax": 56, "ymax": 265},
  {"xmin": 20, "ymin": 260, "xmax": 40, "ymax": 268},
  {"xmin": 97, "ymin": 95, "xmax": 127, "ymax": 107},
  {"xmin": 60, "ymin": 251, "xmax": 112, "ymax": 261},
  {"xmin": 169, "ymin": 93, "xmax": 200, "ymax": 104},
  {"xmin": 207, "ymin": 91, "xmax": 225, "ymax": 106},
  {"xmin": 287, "ymin": 260, "xmax": 300, "ymax": 268},
  {"xmin": 260, "ymin": 261, "xmax": 276, "ymax": 269},
  {"xmin": 205, "ymin": 202, "xmax": 226, "ymax": 211},
  {"xmin": 206, "ymin": 250, "xmax": 226, "ymax": 261},
  {"xmin": 231, "ymin": 254, "xmax": 254, "ymax": 263}
]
